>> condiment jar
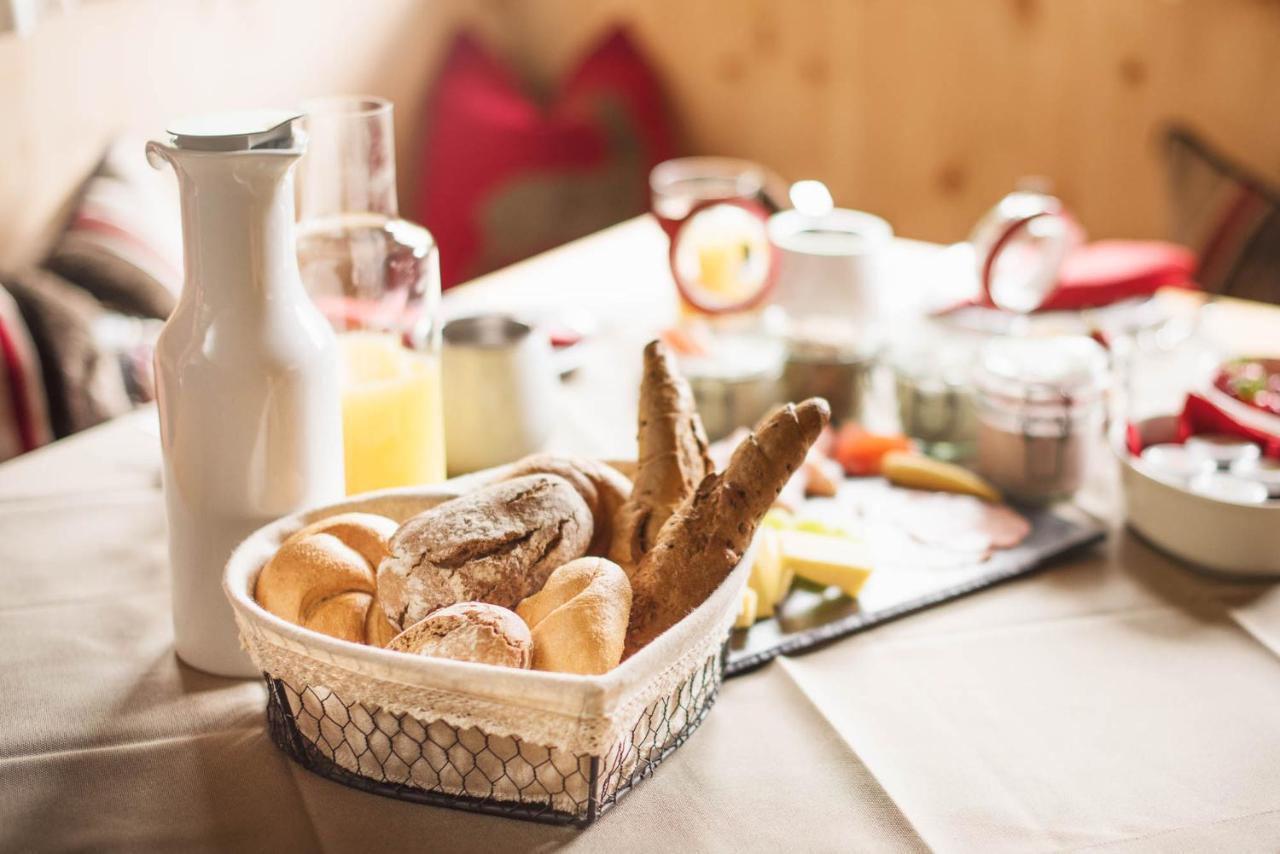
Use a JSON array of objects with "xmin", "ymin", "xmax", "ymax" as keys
[
  {"xmin": 975, "ymin": 335, "xmax": 1108, "ymax": 503},
  {"xmin": 680, "ymin": 332, "xmax": 785, "ymax": 441},
  {"xmin": 781, "ymin": 315, "xmax": 876, "ymax": 424},
  {"xmin": 891, "ymin": 337, "xmax": 979, "ymax": 461}
]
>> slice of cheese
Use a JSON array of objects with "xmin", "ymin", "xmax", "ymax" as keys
[
  {"xmin": 881, "ymin": 450, "xmax": 1001, "ymax": 503},
  {"xmin": 735, "ymin": 585, "xmax": 759, "ymax": 629},
  {"xmin": 762, "ymin": 507, "xmax": 796, "ymax": 531},
  {"xmin": 779, "ymin": 529, "xmax": 874, "ymax": 600}
]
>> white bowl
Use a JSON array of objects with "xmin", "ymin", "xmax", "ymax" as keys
[{"xmin": 1115, "ymin": 416, "xmax": 1280, "ymax": 579}]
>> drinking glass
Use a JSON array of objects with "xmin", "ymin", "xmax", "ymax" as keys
[{"xmin": 296, "ymin": 96, "xmax": 446, "ymax": 494}]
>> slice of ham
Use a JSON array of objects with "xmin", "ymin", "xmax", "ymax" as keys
[
  {"xmin": 896, "ymin": 491, "xmax": 1031, "ymax": 554},
  {"xmin": 976, "ymin": 502, "xmax": 1033, "ymax": 549}
]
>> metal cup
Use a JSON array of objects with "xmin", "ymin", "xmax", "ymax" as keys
[{"xmin": 442, "ymin": 315, "xmax": 557, "ymax": 475}]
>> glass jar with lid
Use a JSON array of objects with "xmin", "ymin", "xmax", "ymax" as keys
[{"xmin": 975, "ymin": 335, "xmax": 1109, "ymax": 502}]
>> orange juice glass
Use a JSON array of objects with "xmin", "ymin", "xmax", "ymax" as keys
[{"xmin": 296, "ymin": 97, "xmax": 446, "ymax": 494}]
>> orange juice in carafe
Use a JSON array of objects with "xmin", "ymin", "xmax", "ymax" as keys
[{"xmin": 337, "ymin": 331, "xmax": 445, "ymax": 494}]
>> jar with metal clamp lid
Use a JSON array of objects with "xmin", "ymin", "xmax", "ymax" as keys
[{"xmin": 975, "ymin": 335, "xmax": 1108, "ymax": 503}]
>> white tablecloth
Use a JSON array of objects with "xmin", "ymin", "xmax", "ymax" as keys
[{"xmin": 3, "ymin": 218, "xmax": 1279, "ymax": 852}]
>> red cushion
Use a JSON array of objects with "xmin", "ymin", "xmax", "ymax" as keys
[{"xmin": 415, "ymin": 29, "xmax": 674, "ymax": 287}]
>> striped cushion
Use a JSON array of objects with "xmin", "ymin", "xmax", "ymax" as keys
[
  {"xmin": 0, "ymin": 285, "xmax": 53, "ymax": 461},
  {"xmin": 1165, "ymin": 126, "xmax": 1280, "ymax": 305},
  {"xmin": 44, "ymin": 137, "xmax": 182, "ymax": 320},
  {"xmin": 3, "ymin": 268, "xmax": 132, "ymax": 439}
]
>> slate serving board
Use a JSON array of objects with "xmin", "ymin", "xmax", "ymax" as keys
[{"xmin": 725, "ymin": 501, "xmax": 1106, "ymax": 677}]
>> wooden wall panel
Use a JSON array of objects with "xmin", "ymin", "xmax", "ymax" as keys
[
  {"xmin": 501, "ymin": 0, "xmax": 1280, "ymax": 245},
  {"xmin": 2, "ymin": 0, "xmax": 1278, "ymax": 266},
  {"xmin": 0, "ymin": 0, "xmax": 508, "ymax": 265}
]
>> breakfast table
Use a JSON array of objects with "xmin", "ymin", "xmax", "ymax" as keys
[{"xmin": 3, "ymin": 216, "xmax": 1280, "ymax": 853}]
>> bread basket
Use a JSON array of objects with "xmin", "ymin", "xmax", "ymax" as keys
[{"xmin": 224, "ymin": 471, "xmax": 752, "ymax": 826}]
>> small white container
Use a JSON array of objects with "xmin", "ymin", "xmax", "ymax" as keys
[
  {"xmin": 1231, "ymin": 456, "xmax": 1280, "ymax": 497},
  {"xmin": 1188, "ymin": 472, "xmax": 1269, "ymax": 504},
  {"xmin": 1185, "ymin": 434, "xmax": 1262, "ymax": 469},
  {"xmin": 767, "ymin": 207, "xmax": 893, "ymax": 337},
  {"xmin": 1139, "ymin": 443, "xmax": 1216, "ymax": 485},
  {"xmin": 1117, "ymin": 416, "xmax": 1280, "ymax": 579}
]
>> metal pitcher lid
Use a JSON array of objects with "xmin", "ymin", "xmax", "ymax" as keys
[{"xmin": 166, "ymin": 109, "xmax": 302, "ymax": 152}]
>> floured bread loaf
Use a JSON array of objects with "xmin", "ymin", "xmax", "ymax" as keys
[
  {"xmin": 505, "ymin": 454, "xmax": 632, "ymax": 556},
  {"xmin": 254, "ymin": 512, "xmax": 399, "ymax": 646},
  {"xmin": 387, "ymin": 602, "xmax": 532, "ymax": 668},
  {"xmin": 377, "ymin": 474, "xmax": 592, "ymax": 630},
  {"xmin": 517, "ymin": 558, "xmax": 632, "ymax": 675}
]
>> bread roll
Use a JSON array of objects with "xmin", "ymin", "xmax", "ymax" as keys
[
  {"xmin": 387, "ymin": 602, "xmax": 532, "ymax": 668},
  {"xmin": 254, "ymin": 512, "xmax": 399, "ymax": 645},
  {"xmin": 377, "ymin": 474, "xmax": 593, "ymax": 630},
  {"xmin": 505, "ymin": 454, "xmax": 632, "ymax": 556},
  {"xmin": 516, "ymin": 558, "xmax": 632, "ymax": 675}
]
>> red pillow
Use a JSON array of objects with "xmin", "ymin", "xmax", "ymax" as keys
[{"xmin": 414, "ymin": 28, "xmax": 675, "ymax": 287}]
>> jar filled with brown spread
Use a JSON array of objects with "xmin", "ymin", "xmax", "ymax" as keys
[{"xmin": 975, "ymin": 336, "xmax": 1108, "ymax": 503}]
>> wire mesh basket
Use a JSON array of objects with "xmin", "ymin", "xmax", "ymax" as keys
[
  {"xmin": 264, "ymin": 643, "xmax": 727, "ymax": 826},
  {"xmin": 224, "ymin": 478, "xmax": 750, "ymax": 827}
]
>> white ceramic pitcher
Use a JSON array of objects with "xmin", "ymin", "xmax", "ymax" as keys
[{"xmin": 148, "ymin": 112, "xmax": 344, "ymax": 678}]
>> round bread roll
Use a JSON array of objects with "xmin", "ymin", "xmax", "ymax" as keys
[
  {"xmin": 387, "ymin": 602, "xmax": 532, "ymax": 668},
  {"xmin": 516, "ymin": 557, "xmax": 632, "ymax": 675},
  {"xmin": 254, "ymin": 512, "xmax": 399, "ymax": 646},
  {"xmin": 505, "ymin": 454, "xmax": 632, "ymax": 556},
  {"xmin": 377, "ymin": 474, "xmax": 592, "ymax": 630}
]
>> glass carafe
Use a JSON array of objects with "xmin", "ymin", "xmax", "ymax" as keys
[{"xmin": 296, "ymin": 96, "xmax": 445, "ymax": 494}]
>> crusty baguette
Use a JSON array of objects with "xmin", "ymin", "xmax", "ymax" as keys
[
  {"xmin": 625, "ymin": 399, "xmax": 831, "ymax": 654},
  {"xmin": 610, "ymin": 340, "xmax": 712, "ymax": 572}
]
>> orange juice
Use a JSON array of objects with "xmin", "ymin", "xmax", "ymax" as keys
[{"xmin": 338, "ymin": 332, "xmax": 446, "ymax": 495}]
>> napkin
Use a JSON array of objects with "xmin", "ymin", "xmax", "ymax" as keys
[
  {"xmin": 1176, "ymin": 392, "xmax": 1280, "ymax": 459},
  {"xmin": 1038, "ymin": 240, "xmax": 1198, "ymax": 311},
  {"xmin": 937, "ymin": 239, "xmax": 1199, "ymax": 315}
]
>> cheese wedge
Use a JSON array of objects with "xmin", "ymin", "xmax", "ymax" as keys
[
  {"xmin": 735, "ymin": 585, "xmax": 759, "ymax": 628},
  {"xmin": 748, "ymin": 527, "xmax": 786, "ymax": 618},
  {"xmin": 779, "ymin": 529, "xmax": 874, "ymax": 599},
  {"xmin": 881, "ymin": 450, "xmax": 1001, "ymax": 503}
]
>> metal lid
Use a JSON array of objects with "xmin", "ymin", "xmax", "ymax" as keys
[{"xmin": 166, "ymin": 109, "xmax": 303, "ymax": 152}]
